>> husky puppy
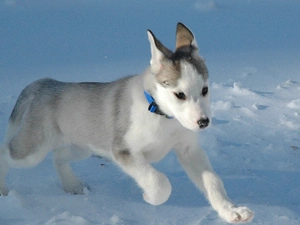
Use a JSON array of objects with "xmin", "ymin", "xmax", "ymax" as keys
[{"xmin": 0, "ymin": 23, "xmax": 253, "ymax": 223}]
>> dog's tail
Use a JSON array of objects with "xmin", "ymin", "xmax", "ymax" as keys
[
  {"xmin": 4, "ymin": 79, "xmax": 41, "ymax": 143},
  {"xmin": 8, "ymin": 84, "xmax": 35, "ymax": 130}
]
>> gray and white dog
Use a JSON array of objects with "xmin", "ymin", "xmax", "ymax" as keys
[{"xmin": 0, "ymin": 23, "xmax": 253, "ymax": 223}]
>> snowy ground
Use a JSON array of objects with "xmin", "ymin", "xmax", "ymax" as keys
[{"xmin": 1, "ymin": 1, "xmax": 300, "ymax": 224}]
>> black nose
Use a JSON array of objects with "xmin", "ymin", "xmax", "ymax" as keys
[{"xmin": 197, "ymin": 117, "xmax": 210, "ymax": 129}]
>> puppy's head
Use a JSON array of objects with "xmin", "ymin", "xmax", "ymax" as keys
[{"xmin": 147, "ymin": 23, "xmax": 211, "ymax": 131}]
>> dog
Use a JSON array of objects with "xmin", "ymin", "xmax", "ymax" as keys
[{"xmin": 0, "ymin": 23, "xmax": 253, "ymax": 223}]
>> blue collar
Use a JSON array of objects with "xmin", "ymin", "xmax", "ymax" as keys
[{"xmin": 144, "ymin": 91, "xmax": 174, "ymax": 119}]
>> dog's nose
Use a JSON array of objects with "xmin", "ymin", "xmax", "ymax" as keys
[{"xmin": 197, "ymin": 117, "xmax": 210, "ymax": 129}]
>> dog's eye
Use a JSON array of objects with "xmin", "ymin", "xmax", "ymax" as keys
[
  {"xmin": 174, "ymin": 92, "xmax": 186, "ymax": 100},
  {"xmin": 202, "ymin": 87, "xmax": 208, "ymax": 96}
]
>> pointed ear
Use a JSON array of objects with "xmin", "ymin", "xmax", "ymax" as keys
[
  {"xmin": 176, "ymin": 22, "xmax": 198, "ymax": 50},
  {"xmin": 147, "ymin": 30, "xmax": 172, "ymax": 74}
]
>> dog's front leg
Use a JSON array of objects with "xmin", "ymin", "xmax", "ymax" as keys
[
  {"xmin": 113, "ymin": 149, "xmax": 172, "ymax": 206},
  {"xmin": 175, "ymin": 141, "xmax": 253, "ymax": 223}
]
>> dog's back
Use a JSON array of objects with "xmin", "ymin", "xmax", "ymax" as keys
[{"xmin": 5, "ymin": 76, "xmax": 137, "ymax": 159}]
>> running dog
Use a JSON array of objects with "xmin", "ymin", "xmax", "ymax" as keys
[{"xmin": 0, "ymin": 23, "xmax": 253, "ymax": 223}]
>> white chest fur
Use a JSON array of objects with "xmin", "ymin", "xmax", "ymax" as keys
[{"xmin": 124, "ymin": 109, "xmax": 184, "ymax": 163}]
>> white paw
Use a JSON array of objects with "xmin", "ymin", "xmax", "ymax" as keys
[
  {"xmin": 220, "ymin": 206, "xmax": 254, "ymax": 224},
  {"xmin": 142, "ymin": 172, "xmax": 172, "ymax": 206},
  {"xmin": 63, "ymin": 182, "xmax": 89, "ymax": 195}
]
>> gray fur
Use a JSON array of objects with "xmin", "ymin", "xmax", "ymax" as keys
[
  {"xmin": 8, "ymin": 79, "xmax": 66, "ymax": 159},
  {"xmin": 0, "ymin": 76, "xmax": 137, "ymax": 196},
  {"xmin": 111, "ymin": 77, "xmax": 133, "ymax": 147},
  {"xmin": 174, "ymin": 46, "xmax": 208, "ymax": 80},
  {"xmin": 6, "ymin": 76, "xmax": 134, "ymax": 161},
  {"xmin": 154, "ymin": 46, "xmax": 208, "ymax": 87},
  {"xmin": 149, "ymin": 26, "xmax": 208, "ymax": 87}
]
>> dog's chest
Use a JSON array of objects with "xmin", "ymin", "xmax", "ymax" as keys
[
  {"xmin": 124, "ymin": 119, "xmax": 181, "ymax": 162},
  {"xmin": 141, "ymin": 133, "xmax": 175, "ymax": 162}
]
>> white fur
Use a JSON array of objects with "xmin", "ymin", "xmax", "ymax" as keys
[{"xmin": 155, "ymin": 61, "xmax": 211, "ymax": 131}]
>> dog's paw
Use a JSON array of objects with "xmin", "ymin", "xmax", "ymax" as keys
[
  {"xmin": 219, "ymin": 206, "xmax": 254, "ymax": 223},
  {"xmin": 142, "ymin": 173, "xmax": 172, "ymax": 206},
  {"xmin": 63, "ymin": 182, "xmax": 89, "ymax": 195},
  {"xmin": 0, "ymin": 187, "xmax": 8, "ymax": 196}
]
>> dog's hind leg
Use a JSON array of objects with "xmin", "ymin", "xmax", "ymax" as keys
[
  {"xmin": 0, "ymin": 117, "xmax": 22, "ymax": 195},
  {"xmin": 0, "ymin": 145, "xmax": 9, "ymax": 196},
  {"xmin": 1, "ymin": 118, "xmax": 46, "ymax": 195},
  {"xmin": 53, "ymin": 146, "xmax": 92, "ymax": 194},
  {"xmin": 0, "ymin": 131, "xmax": 53, "ymax": 195}
]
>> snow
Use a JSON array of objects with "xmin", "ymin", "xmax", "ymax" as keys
[{"xmin": 0, "ymin": 0, "xmax": 300, "ymax": 224}]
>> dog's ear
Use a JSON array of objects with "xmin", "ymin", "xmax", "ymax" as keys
[
  {"xmin": 147, "ymin": 30, "xmax": 172, "ymax": 74},
  {"xmin": 176, "ymin": 22, "xmax": 198, "ymax": 50}
]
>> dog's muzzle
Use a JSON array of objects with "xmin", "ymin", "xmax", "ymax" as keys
[{"xmin": 197, "ymin": 117, "xmax": 210, "ymax": 129}]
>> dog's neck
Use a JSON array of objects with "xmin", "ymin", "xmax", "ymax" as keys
[
  {"xmin": 143, "ymin": 91, "xmax": 173, "ymax": 119},
  {"xmin": 142, "ymin": 68, "xmax": 174, "ymax": 119}
]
